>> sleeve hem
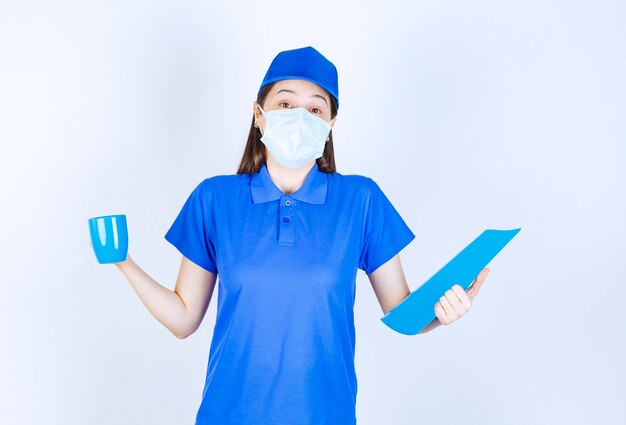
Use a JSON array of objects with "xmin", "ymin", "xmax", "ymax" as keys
[
  {"xmin": 164, "ymin": 233, "xmax": 218, "ymax": 274},
  {"xmin": 364, "ymin": 231, "xmax": 415, "ymax": 276}
]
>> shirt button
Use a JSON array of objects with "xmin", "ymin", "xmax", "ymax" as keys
[
  {"xmin": 285, "ymin": 200, "xmax": 291, "ymax": 206},
  {"xmin": 283, "ymin": 217, "xmax": 290, "ymax": 222}
]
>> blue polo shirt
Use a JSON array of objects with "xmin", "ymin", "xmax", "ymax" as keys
[{"xmin": 164, "ymin": 161, "xmax": 415, "ymax": 425}]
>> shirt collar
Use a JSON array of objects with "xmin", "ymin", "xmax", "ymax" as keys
[{"xmin": 251, "ymin": 162, "xmax": 328, "ymax": 204}]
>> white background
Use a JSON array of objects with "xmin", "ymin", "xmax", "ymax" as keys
[{"xmin": 1, "ymin": 0, "xmax": 624, "ymax": 424}]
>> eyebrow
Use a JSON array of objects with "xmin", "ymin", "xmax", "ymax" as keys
[{"xmin": 275, "ymin": 89, "xmax": 328, "ymax": 107}]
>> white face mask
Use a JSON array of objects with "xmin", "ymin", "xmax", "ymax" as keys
[{"xmin": 257, "ymin": 104, "xmax": 332, "ymax": 169}]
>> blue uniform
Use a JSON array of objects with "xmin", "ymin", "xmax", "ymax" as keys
[{"xmin": 165, "ymin": 161, "xmax": 415, "ymax": 425}]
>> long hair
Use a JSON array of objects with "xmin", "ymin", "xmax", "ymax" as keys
[{"xmin": 236, "ymin": 81, "xmax": 338, "ymax": 175}]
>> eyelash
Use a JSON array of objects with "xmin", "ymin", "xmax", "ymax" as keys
[{"xmin": 279, "ymin": 102, "xmax": 322, "ymax": 114}]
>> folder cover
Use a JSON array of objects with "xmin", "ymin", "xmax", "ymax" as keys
[{"xmin": 381, "ymin": 228, "xmax": 521, "ymax": 335}]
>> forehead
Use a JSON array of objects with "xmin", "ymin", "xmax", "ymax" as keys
[{"xmin": 270, "ymin": 79, "xmax": 329, "ymax": 101}]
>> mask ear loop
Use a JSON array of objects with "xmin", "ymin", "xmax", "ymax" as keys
[{"xmin": 255, "ymin": 104, "xmax": 265, "ymax": 131}]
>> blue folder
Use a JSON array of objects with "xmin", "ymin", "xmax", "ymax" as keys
[{"xmin": 381, "ymin": 228, "xmax": 521, "ymax": 335}]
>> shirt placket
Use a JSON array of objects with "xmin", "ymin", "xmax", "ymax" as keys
[{"xmin": 278, "ymin": 195, "xmax": 296, "ymax": 245}]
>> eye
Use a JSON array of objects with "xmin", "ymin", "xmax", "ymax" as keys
[
  {"xmin": 279, "ymin": 102, "xmax": 290, "ymax": 108},
  {"xmin": 311, "ymin": 108, "xmax": 322, "ymax": 114}
]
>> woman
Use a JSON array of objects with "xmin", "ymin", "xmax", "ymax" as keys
[{"xmin": 115, "ymin": 46, "xmax": 489, "ymax": 425}]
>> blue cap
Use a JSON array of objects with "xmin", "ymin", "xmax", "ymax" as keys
[{"xmin": 257, "ymin": 46, "xmax": 339, "ymax": 110}]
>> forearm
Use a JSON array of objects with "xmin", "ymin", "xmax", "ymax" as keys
[
  {"xmin": 115, "ymin": 255, "xmax": 189, "ymax": 338},
  {"xmin": 419, "ymin": 317, "xmax": 442, "ymax": 334}
]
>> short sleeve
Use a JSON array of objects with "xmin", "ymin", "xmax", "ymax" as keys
[
  {"xmin": 358, "ymin": 178, "xmax": 415, "ymax": 275},
  {"xmin": 164, "ymin": 179, "xmax": 218, "ymax": 274}
]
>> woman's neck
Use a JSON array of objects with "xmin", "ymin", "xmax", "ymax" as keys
[{"xmin": 265, "ymin": 156, "xmax": 315, "ymax": 195}]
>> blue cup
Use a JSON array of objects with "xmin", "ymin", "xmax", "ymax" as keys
[{"xmin": 88, "ymin": 214, "xmax": 128, "ymax": 264}]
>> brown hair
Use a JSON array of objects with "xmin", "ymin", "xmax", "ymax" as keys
[{"xmin": 235, "ymin": 81, "xmax": 338, "ymax": 175}]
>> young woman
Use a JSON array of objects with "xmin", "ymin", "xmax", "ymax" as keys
[{"xmin": 115, "ymin": 46, "xmax": 489, "ymax": 425}]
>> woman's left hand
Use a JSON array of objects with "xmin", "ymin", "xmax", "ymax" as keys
[{"xmin": 434, "ymin": 268, "xmax": 490, "ymax": 325}]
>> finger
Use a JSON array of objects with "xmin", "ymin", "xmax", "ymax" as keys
[
  {"xmin": 466, "ymin": 281, "xmax": 478, "ymax": 299},
  {"xmin": 434, "ymin": 301, "xmax": 446, "ymax": 320},
  {"xmin": 451, "ymin": 284, "xmax": 472, "ymax": 310},
  {"xmin": 480, "ymin": 267, "xmax": 490, "ymax": 281},
  {"xmin": 472, "ymin": 268, "xmax": 490, "ymax": 293},
  {"xmin": 443, "ymin": 287, "xmax": 466, "ymax": 316},
  {"xmin": 439, "ymin": 294, "xmax": 458, "ymax": 320}
]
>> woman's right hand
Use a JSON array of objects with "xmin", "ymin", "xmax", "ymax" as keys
[
  {"xmin": 113, "ymin": 253, "xmax": 132, "ymax": 270},
  {"xmin": 88, "ymin": 239, "xmax": 131, "ymax": 269}
]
